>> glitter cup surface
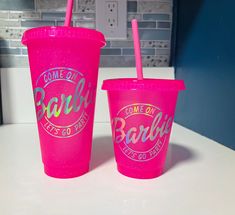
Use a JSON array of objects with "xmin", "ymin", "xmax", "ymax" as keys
[
  {"xmin": 102, "ymin": 78, "xmax": 185, "ymax": 179},
  {"xmin": 22, "ymin": 26, "xmax": 105, "ymax": 178}
]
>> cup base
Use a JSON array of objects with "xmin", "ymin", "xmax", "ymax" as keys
[
  {"xmin": 117, "ymin": 164, "xmax": 163, "ymax": 179},
  {"xmin": 44, "ymin": 163, "xmax": 89, "ymax": 179}
]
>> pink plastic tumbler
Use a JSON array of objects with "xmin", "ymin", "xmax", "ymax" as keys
[
  {"xmin": 102, "ymin": 78, "xmax": 185, "ymax": 179},
  {"xmin": 22, "ymin": 26, "xmax": 105, "ymax": 178}
]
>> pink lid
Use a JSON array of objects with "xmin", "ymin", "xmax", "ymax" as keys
[
  {"xmin": 102, "ymin": 78, "xmax": 185, "ymax": 91},
  {"xmin": 22, "ymin": 26, "xmax": 106, "ymax": 47}
]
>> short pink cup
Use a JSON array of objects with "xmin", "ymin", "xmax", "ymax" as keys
[
  {"xmin": 102, "ymin": 78, "xmax": 185, "ymax": 179},
  {"xmin": 22, "ymin": 26, "xmax": 105, "ymax": 178}
]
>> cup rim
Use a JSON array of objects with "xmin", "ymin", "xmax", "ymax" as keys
[
  {"xmin": 21, "ymin": 26, "xmax": 106, "ymax": 47},
  {"xmin": 102, "ymin": 78, "xmax": 186, "ymax": 91}
]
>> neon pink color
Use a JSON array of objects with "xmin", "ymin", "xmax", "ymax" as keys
[
  {"xmin": 102, "ymin": 78, "xmax": 185, "ymax": 179},
  {"xmin": 64, "ymin": 0, "xmax": 74, "ymax": 26},
  {"xmin": 22, "ymin": 26, "xmax": 105, "ymax": 178},
  {"xmin": 131, "ymin": 19, "xmax": 143, "ymax": 80}
]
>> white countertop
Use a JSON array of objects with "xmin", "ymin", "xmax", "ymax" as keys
[{"xmin": 0, "ymin": 123, "xmax": 234, "ymax": 215}]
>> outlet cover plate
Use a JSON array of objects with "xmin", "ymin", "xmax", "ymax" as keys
[{"xmin": 96, "ymin": 0, "xmax": 127, "ymax": 40}]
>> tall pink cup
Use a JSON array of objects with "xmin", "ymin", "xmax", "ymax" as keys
[
  {"xmin": 22, "ymin": 26, "xmax": 105, "ymax": 178},
  {"xmin": 102, "ymin": 78, "xmax": 185, "ymax": 179}
]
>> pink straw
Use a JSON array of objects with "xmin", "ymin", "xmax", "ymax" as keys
[
  {"xmin": 132, "ymin": 19, "xmax": 143, "ymax": 80},
  {"xmin": 64, "ymin": 0, "xmax": 74, "ymax": 26}
]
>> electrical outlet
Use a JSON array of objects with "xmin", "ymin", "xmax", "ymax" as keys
[
  {"xmin": 106, "ymin": 1, "xmax": 118, "ymax": 28},
  {"xmin": 96, "ymin": 0, "xmax": 127, "ymax": 40}
]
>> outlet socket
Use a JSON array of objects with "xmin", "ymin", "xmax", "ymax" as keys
[
  {"xmin": 106, "ymin": 1, "xmax": 118, "ymax": 28},
  {"xmin": 96, "ymin": 0, "xmax": 127, "ymax": 40}
]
